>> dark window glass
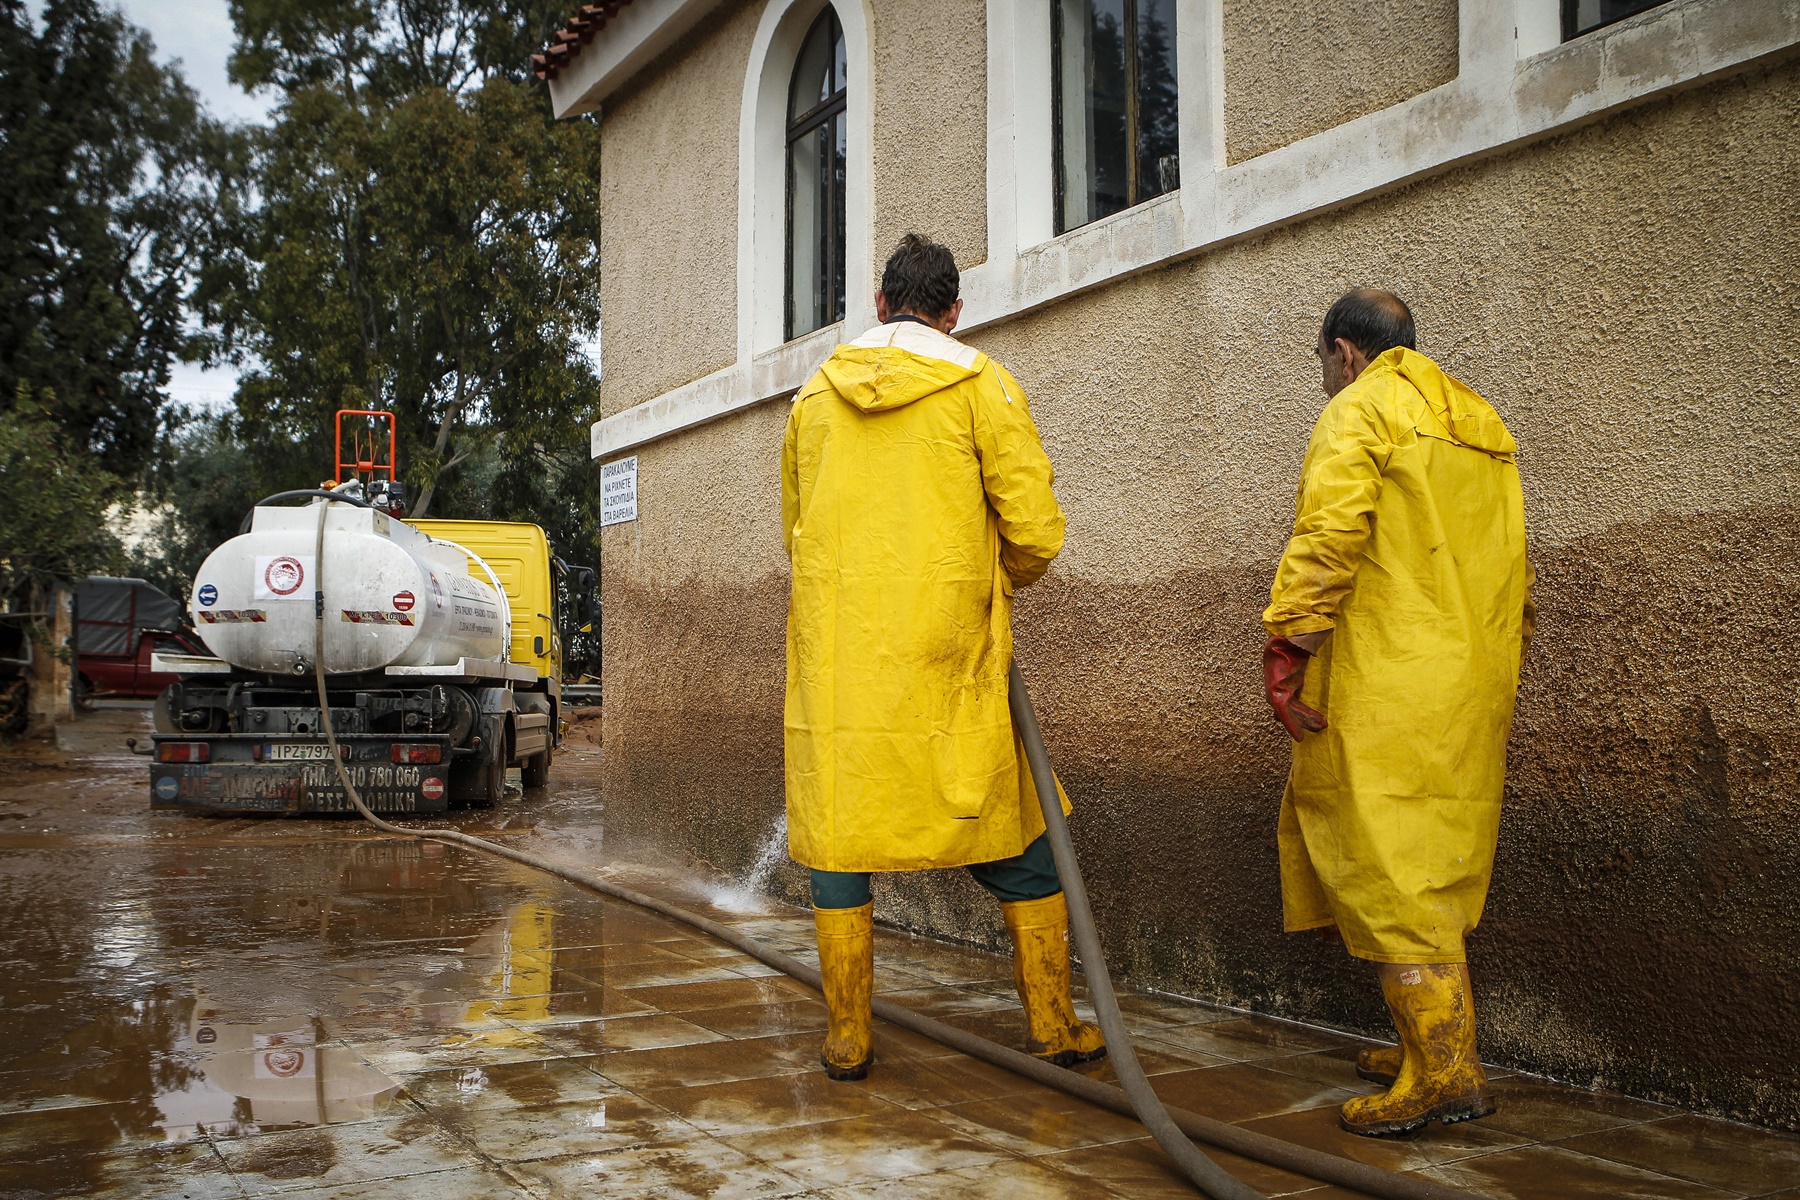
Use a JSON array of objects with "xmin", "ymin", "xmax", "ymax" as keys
[
  {"xmin": 1563, "ymin": 0, "xmax": 1673, "ymax": 39},
  {"xmin": 787, "ymin": 9, "xmax": 847, "ymax": 341},
  {"xmin": 1054, "ymin": 0, "xmax": 1179, "ymax": 235}
]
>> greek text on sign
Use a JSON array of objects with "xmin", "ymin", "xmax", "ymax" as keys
[
  {"xmin": 254, "ymin": 555, "xmax": 315, "ymax": 601},
  {"xmin": 601, "ymin": 456, "xmax": 638, "ymax": 527}
]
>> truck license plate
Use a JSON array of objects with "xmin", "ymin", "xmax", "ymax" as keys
[{"xmin": 268, "ymin": 743, "xmax": 335, "ymax": 761}]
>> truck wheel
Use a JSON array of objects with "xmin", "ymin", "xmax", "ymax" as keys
[
  {"xmin": 522, "ymin": 747, "xmax": 551, "ymax": 789},
  {"xmin": 480, "ymin": 731, "xmax": 509, "ymax": 807}
]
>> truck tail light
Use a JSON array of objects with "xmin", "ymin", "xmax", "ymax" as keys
[
  {"xmin": 391, "ymin": 743, "xmax": 442, "ymax": 764},
  {"xmin": 157, "ymin": 742, "xmax": 210, "ymax": 763}
]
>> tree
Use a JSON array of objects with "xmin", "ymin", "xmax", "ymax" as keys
[
  {"xmin": 0, "ymin": 387, "xmax": 122, "ymax": 612},
  {"xmin": 0, "ymin": 0, "xmax": 248, "ymax": 479},
  {"xmin": 218, "ymin": 0, "xmax": 603, "ymax": 518}
]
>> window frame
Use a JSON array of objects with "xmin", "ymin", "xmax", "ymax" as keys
[
  {"xmin": 1561, "ymin": 0, "xmax": 1675, "ymax": 41},
  {"xmin": 784, "ymin": 7, "xmax": 848, "ymax": 343},
  {"xmin": 1050, "ymin": 0, "xmax": 1180, "ymax": 237}
]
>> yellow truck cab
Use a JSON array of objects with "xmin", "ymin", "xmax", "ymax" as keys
[
  {"xmin": 406, "ymin": 520, "xmax": 561, "ymax": 689},
  {"xmin": 408, "ymin": 519, "xmax": 563, "ymax": 791}
]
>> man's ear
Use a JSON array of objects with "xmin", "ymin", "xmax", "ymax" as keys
[
  {"xmin": 875, "ymin": 291, "xmax": 891, "ymax": 322},
  {"xmin": 938, "ymin": 299, "xmax": 964, "ymax": 335}
]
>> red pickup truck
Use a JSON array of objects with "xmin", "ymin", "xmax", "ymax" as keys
[{"xmin": 76, "ymin": 577, "xmax": 208, "ymax": 700}]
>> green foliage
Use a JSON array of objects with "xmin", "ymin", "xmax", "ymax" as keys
[
  {"xmin": 0, "ymin": 0, "xmax": 249, "ymax": 478},
  {"xmin": 218, "ymin": 0, "xmax": 602, "ymax": 519},
  {"xmin": 129, "ymin": 413, "xmax": 265, "ymax": 601},
  {"xmin": 0, "ymin": 387, "xmax": 123, "ymax": 608}
]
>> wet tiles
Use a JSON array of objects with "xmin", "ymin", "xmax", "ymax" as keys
[
  {"xmin": 929, "ymin": 1091, "xmax": 1147, "ymax": 1156},
  {"xmin": 1422, "ymin": 1142, "xmax": 1744, "ymax": 1200},
  {"xmin": 8, "ymin": 742, "xmax": 1800, "ymax": 1200},
  {"xmin": 0, "ymin": 1140, "xmax": 246, "ymax": 1200},
  {"xmin": 818, "ymin": 1153, "xmax": 1131, "ymax": 1199},
  {"xmin": 682, "ymin": 997, "xmax": 832, "ymax": 1040},
  {"xmin": 346, "ymin": 1027, "xmax": 560, "ymax": 1074},
  {"xmin": 264, "ymin": 1164, "xmax": 524, "ymax": 1200},
  {"xmin": 399, "ymin": 1057, "xmax": 618, "ymax": 1111},
  {"xmin": 1138, "ymin": 1016, "xmax": 1356, "ymax": 1064},
  {"xmin": 214, "ymin": 1114, "xmax": 484, "ymax": 1194},
  {"xmin": 426, "ymin": 1092, "xmax": 702, "ymax": 1162},
  {"xmin": 621, "ymin": 975, "xmax": 816, "ymax": 1015},
  {"xmin": 1145, "ymin": 1062, "xmax": 1364, "ymax": 1124},
  {"xmin": 719, "ymin": 1107, "xmax": 1012, "ymax": 1188},
  {"xmin": 855, "ymin": 1051, "xmax": 1038, "ymax": 1110},
  {"xmin": 642, "ymin": 1072, "xmax": 906, "ymax": 1137},
  {"xmin": 585, "ymin": 1032, "xmax": 822, "ymax": 1091},
  {"xmin": 1555, "ymin": 1113, "xmax": 1800, "ymax": 1195},
  {"xmin": 532, "ymin": 1011, "xmax": 732, "ymax": 1054},
  {"xmin": 1478, "ymin": 1076, "xmax": 1678, "ymax": 1142},
  {"xmin": 515, "ymin": 1137, "xmax": 812, "ymax": 1199},
  {"xmin": 1237, "ymin": 1101, "xmax": 1532, "ymax": 1173}
]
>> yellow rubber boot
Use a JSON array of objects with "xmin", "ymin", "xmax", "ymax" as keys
[
  {"xmin": 1001, "ymin": 893, "xmax": 1107, "ymax": 1066},
  {"xmin": 1356, "ymin": 1044, "xmax": 1403, "ymax": 1086},
  {"xmin": 813, "ymin": 902, "xmax": 874, "ymax": 1081},
  {"xmin": 1340, "ymin": 963, "xmax": 1495, "ymax": 1136}
]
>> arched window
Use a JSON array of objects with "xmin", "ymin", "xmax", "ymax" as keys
[{"xmin": 786, "ymin": 8, "xmax": 846, "ymax": 340}]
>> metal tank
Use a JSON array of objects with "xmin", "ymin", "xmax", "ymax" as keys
[{"xmin": 188, "ymin": 502, "xmax": 508, "ymax": 676}]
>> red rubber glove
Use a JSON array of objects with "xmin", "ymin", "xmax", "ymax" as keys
[{"xmin": 1263, "ymin": 636, "xmax": 1328, "ymax": 742}]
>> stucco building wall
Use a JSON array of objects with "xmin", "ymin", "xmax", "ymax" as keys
[
  {"xmin": 596, "ymin": 0, "xmax": 761, "ymax": 417},
  {"xmin": 869, "ymin": 0, "xmax": 988, "ymax": 273},
  {"xmin": 597, "ymin": 55, "xmax": 1800, "ymax": 1127},
  {"xmin": 1222, "ymin": 0, "xmax": 1462, "ymax": 162}
]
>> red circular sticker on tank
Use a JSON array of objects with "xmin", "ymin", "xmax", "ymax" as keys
[
  {"xmin": 421, "ymin": 776, "xmax": 445, "ymax": 801},
  {"xmin": 264, "ymin": 557, "xmax": 305, "ymax": 595},
  {"xmin": 392, "ymin": 591, "xmax": 416, "ymax": 612},
  {"xmin": 264, "ymin": 1050, "xmax": 306, "ymax": 1078}
]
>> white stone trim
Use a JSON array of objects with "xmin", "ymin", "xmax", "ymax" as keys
[
  {"xmin": 594, "ymin": 0, "xmax": 1799, "ymax": 461},
  {"xmin": 737, "ymin": 0, "xmax": 877, "ymax": 364},
  {"xmin": 548, "ymin": 0, "xmax": 729, "ymax": 118}
]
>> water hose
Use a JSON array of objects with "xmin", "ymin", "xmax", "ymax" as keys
[
  {"xmin": 303, "ymin": 497, "xmax": 1476, "ymax": 1200},
  {"xmin": 1009, "ymin": 659, "xmax": 1254, "ymax": 1198}
]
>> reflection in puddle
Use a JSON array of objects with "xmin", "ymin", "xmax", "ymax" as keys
[{"xmin": 173, "ymin": 1002, "xmax": 400, "ymax": 1135}]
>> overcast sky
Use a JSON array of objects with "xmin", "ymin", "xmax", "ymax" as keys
[
  {"xmin": 118, "ymin": 1, "xmax": 273, "ymax": 409},
  {"xmin": 77, "ymin": 0, "xmax": 274, "ymax": 409}
]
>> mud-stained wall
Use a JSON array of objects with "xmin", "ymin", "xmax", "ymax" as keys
[
  {"xmin": 598, "ymin": 60, "xmax": 1800, "ymax": 1127},
  {"xmin": 600, "ymin": 401, "xmax": 791, "ymax": 876},
  {"xmin": 1222, "ymin": 0, "xmax": 1460, "ymax": 163},
  {"xmin": 596, "ymin": 0, "xmax": 761, "ymax": 417},
  {"xmin": 869, "ymin": 0, "xmax": 988, "ymax": 274}
]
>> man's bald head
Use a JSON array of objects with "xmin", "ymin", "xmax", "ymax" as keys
[
  {"xmin": 1320, "ymin": 289, "xmax": 1415, "ymax": 360},
  {"xmin": 1314, "ymin": 289, "xmax": 1416, "ymax": 398}
]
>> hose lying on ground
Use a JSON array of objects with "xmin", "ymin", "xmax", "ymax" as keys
[{"xmin": 305, "ymin": 498, "xmax": 1476, "ymax": 1200}]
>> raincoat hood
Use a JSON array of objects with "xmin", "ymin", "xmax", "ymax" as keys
[
  {"xmin": 817, "ymin": 321, "xmax": 986, "ymax": 413},
  {"xmin": 1381, "ymin": 347, "xmax": 1518, "ymax": 458}
]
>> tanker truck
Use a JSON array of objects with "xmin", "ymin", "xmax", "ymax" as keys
[{"xmin": 147, "ymin": 415, "xmax": 595, "ymax": 813}]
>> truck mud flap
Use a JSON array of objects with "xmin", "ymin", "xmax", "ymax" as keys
[{"xmin": 151, "ymin": 762, "xmax": 451, "ymax": 815}]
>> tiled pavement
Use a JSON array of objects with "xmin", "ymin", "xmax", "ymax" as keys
[
  {"xmin": 2, "ymin": 715, "xmax": 1796, "ymax": 1199},
  {"xmin": 4, "ymin": 869, "xmax": 1798, "ymax": 1199}
]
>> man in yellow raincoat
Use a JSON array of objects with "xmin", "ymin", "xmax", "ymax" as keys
[
  {"xmin": 1263, "ymin": 289, "xmax": 1532, "ymax": 1137},
  {"xmin": 783, "ymin": 234, "xmax": 1104, "ymax": 1081}
]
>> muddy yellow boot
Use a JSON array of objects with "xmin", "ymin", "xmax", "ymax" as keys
[
  {"xmin": 1340, "ymin": 963, "xmax": 1495, "ymax": 1137},
  {"xmin": 1001, "ymin": 893, "xmax": 1107, "ymax": 1066},
  {"xmin": 1356, "ymin": 1044, "xmax": 1403, "ymax": 1086},
  {"xmin": 814, "ymin": 902, "xmax": 874, "ymax": 1081}
]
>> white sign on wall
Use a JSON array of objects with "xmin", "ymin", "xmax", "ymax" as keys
[{"xmin": 600, "ymin": 456, "xmax": 639, "ymax": 527}]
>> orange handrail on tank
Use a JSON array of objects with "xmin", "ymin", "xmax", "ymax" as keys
[{"xmin": 334, "ymin": 409, "xmax": 397, "ymax": 484}]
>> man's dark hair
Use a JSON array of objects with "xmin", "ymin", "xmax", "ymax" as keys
[
  {"xmin": 1320, "ymin": 289, "xmax": 1416, "ymax": 358},
  {"xmin": 880, "ymin": 234, "xmax": 959, "ymax": 319}
]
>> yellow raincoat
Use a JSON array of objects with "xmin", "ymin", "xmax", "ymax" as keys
[
  {"xmin": 782, "ymin": 321, "xmax": 1068, "ymax": 873},
  {"xmin": 1264, "ymin": 348, "xmax": 1532, "ymax": 965}
]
